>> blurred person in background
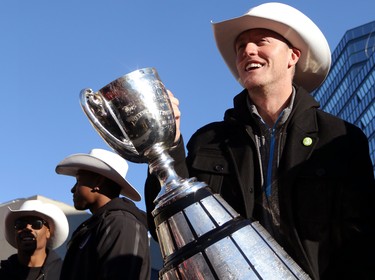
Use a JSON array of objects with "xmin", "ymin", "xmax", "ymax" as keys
[
  {"xmin": 0, "ymin": 199, "xmax": 69, "ymax": 280},
  {"xmin": 56, "ymin": 148, "xmax": 150, "ymax": 280}
]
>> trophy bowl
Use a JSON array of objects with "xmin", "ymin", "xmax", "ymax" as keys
[{"xmin": 80, "ymin": 67, "xmax": 176, "ymax": 163}]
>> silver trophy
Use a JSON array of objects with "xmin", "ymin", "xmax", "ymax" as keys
[{"xmin": 80, "ymin": 67, "xmax": 311, "ymax": 280}]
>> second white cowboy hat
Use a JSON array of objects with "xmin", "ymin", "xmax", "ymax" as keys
[
  {"xmin": 55, "ymin": 148, "xmax": 141, "ymax": 201},
  {"xmin": 212, "ymin": 2, "xmax": 331, "ymax": 92},
  {"xmin": 5, "ymin": 199, "xmax": 69, "ymax": 249}
]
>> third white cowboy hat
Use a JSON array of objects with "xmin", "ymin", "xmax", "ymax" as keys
[
  {"xmin": 212, "ymin": 2, "xmax": 331, "ymax": 92},
  {"xmin": 5, "ymin": 199, "xmax": 69, "ymax": 249},
  {"xmin": 55, "ymin": 148, "xmax": 141, "ymax": 201}
]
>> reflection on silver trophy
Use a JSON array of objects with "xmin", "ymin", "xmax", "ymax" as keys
[{"xmin": 80, "ymin": 67, "xmax": 311, "ymax": 280}]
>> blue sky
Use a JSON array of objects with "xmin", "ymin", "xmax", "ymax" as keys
[{"xmin": 1, "ymin": 0, "xmax": 374, "ymax": 212}]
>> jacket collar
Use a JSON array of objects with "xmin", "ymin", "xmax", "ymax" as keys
[{"xmin": 227, "ymin": 85, "xmax": 318, "ymax": 124}]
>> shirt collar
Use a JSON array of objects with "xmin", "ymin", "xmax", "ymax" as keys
[{"xmin": 247, "ymin": 87, "xmax": 296, "ymax": 128}]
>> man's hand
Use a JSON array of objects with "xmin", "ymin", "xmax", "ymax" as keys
[{"xmin": 167, "ymin": 90, "xmax": 181, "ymax": 144}]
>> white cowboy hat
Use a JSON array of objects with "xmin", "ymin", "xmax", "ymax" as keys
[
  {"xmin": 5, "ymin": 199, "xmax": 69, "ymax": 249},
  {"xmin": 212, "ymin": 2, "xmax": 331, "ymax": 92},
  {"xmin": 55, "ymin": 148, "xmax": 141, "ymax": 201}
]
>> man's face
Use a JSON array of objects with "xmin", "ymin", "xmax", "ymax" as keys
[
  {"xmin": 235, "ymin": 28, "xmax": 299, "ymax": 90},
  {"xmin": 71, "ymin": 170, "xmax": 101, "ymax": 210},
  {"xmin": 14, "ymin": 216, "xmax": 51, "ymax": 254}
]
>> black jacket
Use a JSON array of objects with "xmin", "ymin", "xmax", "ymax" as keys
[
  {"xmin": 60, "ymin": 197, "xmax": 150, "ymax": 280},
  {"xmin": 0, "ymin": 250, "xmax": 63, "ymax": 280},
  {"xmin": 145, "ymin": 87, "xmax": 375, "ymax": 280}
]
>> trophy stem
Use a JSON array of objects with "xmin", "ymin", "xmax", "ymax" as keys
[
  {"xmin": 147, "ymin": 143, "xmax": 206, "ymax": 216},
  {"xmin": 147, "ymin": 143, "xmax": 180, "ymax": 192}
]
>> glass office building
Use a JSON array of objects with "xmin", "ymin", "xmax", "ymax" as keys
[{"xmin": 312, "ymin": 20, "xmax": 375, "ymax": 174}]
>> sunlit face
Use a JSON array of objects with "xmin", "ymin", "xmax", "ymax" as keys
[
  {"xmin": 15, "ymin": 216, "xmax": 51, "ymax": 254},
  {"xmin": 235, "ymin": 28, "xmax": 299, "ymax": 90},
  {"xmin": 71, "ymin": 170, "xmax": 100, "ymax": 210}
]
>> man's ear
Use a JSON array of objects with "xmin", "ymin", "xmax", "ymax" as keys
[
  {"xmin": 46, "ymin": 228, "xmax": 51, "ymax": 239},
  {"xmin": 289, "ymin": 47, "xmax": 301, "ymax": 67},
  {"xmin": 90, "ymin": 174, "xmax": 104, "ymax": 192}
]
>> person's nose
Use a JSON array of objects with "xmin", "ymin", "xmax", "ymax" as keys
[
  {"xmin": 25, "ymin": 224, "xmax": 33, "ymax": 230},
  {"xmin": 245, "ymin": 42, "xmax": 257, "ymax": 56},
  {"xmin": 71, "ymin": 183, "xmax": 77, "ymax": 193}
]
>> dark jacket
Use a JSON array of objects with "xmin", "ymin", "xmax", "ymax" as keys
[
  {"xmin": 145, "ymin": 87, "xmax": 375, "ymax": 280},
  {"xmin": 0, "ymin": 250, "xmax": 63, "ymax": 280},
  {"xmin": 60, "ymin": 197, "xmax": 150, "ymax": 280}
]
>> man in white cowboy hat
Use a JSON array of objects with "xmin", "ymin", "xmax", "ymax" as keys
[
  {"xmin": 55, "ymin": 148, "xmax": 150, "ymax": 280},
  {"xmin": 145, "ymin": 2, "xmax": 375, "ymax": 279},
  {"xmin": 0, "ymin": 199, "xmax": 69, "ymax": 280}
]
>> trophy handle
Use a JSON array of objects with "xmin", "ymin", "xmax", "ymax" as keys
[{"xmin": 79, "ymin": 88, "xmax": 141, "ymax": 161}]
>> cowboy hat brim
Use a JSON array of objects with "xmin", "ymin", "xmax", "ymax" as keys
[
  {"xmin": 55, "ymin": 153, "xmax": 141, "ymax": 201},
  {"xmin": 212, "ymin": 2, "xmax": 331, "ymax": 92}
]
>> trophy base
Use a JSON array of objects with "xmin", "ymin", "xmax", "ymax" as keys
[{"xmin": 154, "ymin": 187, "xmax": 311, "ymax": 280}]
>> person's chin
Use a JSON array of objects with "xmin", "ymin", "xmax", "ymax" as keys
[
  {"xmin": 73, "ymin": 201, "xmax": 86, "ymax": 211},
  {"xmin": 244, "ymin": 79, "xmax": 264, "ymax": 91},
  {"xmin": 18, "ymin": 239, "xmax": 37, "ymax": 253},
  {"xmin": 240, "ymin": 76, "xmax": 257, "ymax": 87}
]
